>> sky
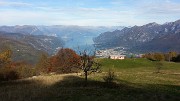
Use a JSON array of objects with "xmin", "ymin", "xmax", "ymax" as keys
[{"xmin": 0, "ymin": 0, "xmax": 180, "ymax": 26}]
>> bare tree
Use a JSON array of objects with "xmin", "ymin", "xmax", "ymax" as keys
[{"xmin": 80, "ymin": 50, "xmax": 101, "ymax": 84}]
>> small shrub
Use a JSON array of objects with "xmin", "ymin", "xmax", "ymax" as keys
[
  {"xmin": 103, "ymin": 69, "xmax": 116, "ymax": 84},
  {"xmin": 16, "ymin": 65, "xmax": 36, "ymax": 78},
  {"xmin": 155, "ymin": 62, "xmax": 163, "ymax": 73}
]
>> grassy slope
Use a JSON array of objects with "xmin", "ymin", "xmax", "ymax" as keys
[
  {"xmin": 0, "ymin": 58, "xmax": 180, "ymax": 101},
  {"xmin": 98, "ymin": 58, "xmax": 180, "ymax": 85},
  {"xmin": 0, "ymin": 38, "xmax": 42, "ymax": 64},
  {"xmin": 98, "ymin": 58, "xmax": 155, "ymax": 70}
]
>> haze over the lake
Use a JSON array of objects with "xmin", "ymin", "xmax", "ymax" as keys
[{"xmin": 0, "ymin": 0, "xmax": 180, "ymax": 26}]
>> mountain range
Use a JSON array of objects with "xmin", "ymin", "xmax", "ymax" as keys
[
  {"xmin": 0, "ymin": 25, "xmax": 124, "ymax": 48},
  {"xmin": 1, "ymin": 19, "xmax": 180, "ymax": 63},
  {"xmin": 0, "ymin": 25, "xmax": 124, "ymax": 63},
  {"xmin": 94, "ymin": 19, "xmax": 180, "ymax": 53},
  {"xmin": 0, "ymin": 31, "xmax": 64, "ymax": 64}
]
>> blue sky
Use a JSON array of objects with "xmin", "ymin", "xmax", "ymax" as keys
[{"xmin": 0, "ymin": 0, "xmax": 180, "ymax": 26}]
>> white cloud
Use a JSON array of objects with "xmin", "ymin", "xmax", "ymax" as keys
[
  {"xmin": 0, "ymin": 0, "xmax": 179, "ymax": 26},
  {"xmin": 0, "ymin": 1, "xmax": 32, "ymax": 7},
  {"xmin": 78, "ymin": 7, "xmax": 107, "ymax": 12},
  {"xmin": 138, "ymin": 0, "xmax": 180, "ymax": 14},
  {"xmin": 0, "ymin": 10, "xmax": 58, "ymax": 25}
]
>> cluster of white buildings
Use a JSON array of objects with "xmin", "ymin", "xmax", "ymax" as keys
[
  {"xmin": 109, "ymin": 55, "xmax": 125, "ymax": 60},
  {"xmin": 95, "ymin": 48, "xmax": 126, "ymax": 60}
]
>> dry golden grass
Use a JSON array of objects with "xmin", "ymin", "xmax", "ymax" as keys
[
  {"xmin": 0, "ymin": 59, "xmax": 180, "ymax": 101},
  {"xmin": 0, "ymin": 73, "xmax": 82, "ymax": 101},
  {"xmin": 26, "ymin": 73, "xmax": 77, "ymax": 85},
  {"xmin": 0, "ymin": 71, "xmax": 180, "ymax": 101}
]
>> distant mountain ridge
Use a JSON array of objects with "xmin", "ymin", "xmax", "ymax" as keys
[
  {"xmin": 0, "ymin": 25, "xmax": 125, "ymax": 63},
  {"xmin": 0, "ymin": 25, "xmax": 125, "ymax": 48},
  {"xmin": 94, "ymin": 19, "xmax": 180, "ymax": 53},
  {"xmin": 0, "ymin": 25, "xmax": 43, "ymax": 35},
  {"xmin": 0, "ymin": 31, "xmax": 64, "ymax": 64}
]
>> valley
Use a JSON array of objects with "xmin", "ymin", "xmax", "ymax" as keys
[
  {"xmin": 1, "ymin": 20, "xmax": 180, "ymax": 63},
  {"xmin": 0, "ymin": 25, "xmax": 125, "ymax": 63},
  {"xmin": 1, "ymin": 0, "xmax": 180, "ymax": 101}
]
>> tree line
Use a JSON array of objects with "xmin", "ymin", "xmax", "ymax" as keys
[
  {"xmin": 142, "ymin": 52, "xmax": 180, "ymax": 62},
  {"xmin": 0, "ymin": 48, "xmax": 100, "ymax": 82}
]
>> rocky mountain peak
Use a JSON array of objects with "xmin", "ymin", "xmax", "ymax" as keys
[{"xmin": 94, "ymin": 19, "xmax": 180, "ymax": 53}]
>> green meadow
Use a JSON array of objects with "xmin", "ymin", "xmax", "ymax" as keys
[{"xmin": 0, "ymin": 58, "xmax": 180, "ymax": 101}]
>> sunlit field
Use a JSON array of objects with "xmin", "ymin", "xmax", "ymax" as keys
[{"xmin": 0, "ymin": 58, "xmax": 180, "ymax": 101}]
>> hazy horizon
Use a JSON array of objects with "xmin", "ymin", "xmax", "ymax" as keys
[{"xmin": 0, "ymin": 0, "xmax": 180, "ymax": 26}]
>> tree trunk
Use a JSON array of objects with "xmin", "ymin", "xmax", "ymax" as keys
[{"xmin": 85, "ymin": 71, "xmax": 88, "ymax": 85}]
